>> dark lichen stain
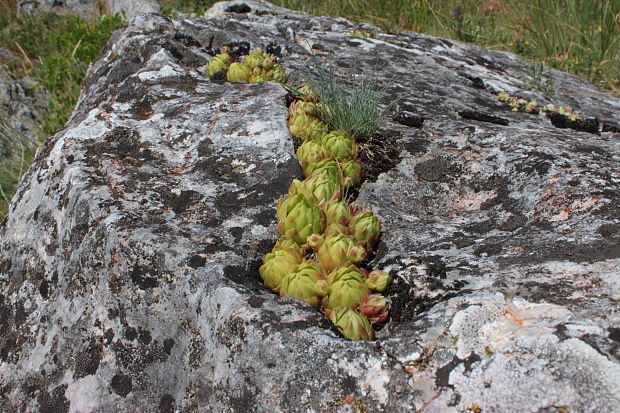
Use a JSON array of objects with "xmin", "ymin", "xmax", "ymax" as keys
[
  {"xmin": 188, "ymin": 254, "xmax": 206, "ymax": 268},
  {"xmin": 163, "ymin": 338, "xmax": 175, "ymax": 355},
  {"xmin": 473, "ymin": 243, "xmax": 502, "ymax": 257},
  {"xmin": 247, "ymin": 295, "xmax": 267, "ymax": 308},
  {"xmin": 111, "ymin": 373, "xmax": 132, "ymax": 397},
  {"xmin": 139, "ymin": 328, "xmax": 152, "ymax": 345},
  {"xmin": 415, "ymin": 157, "xmax": 461, "ymax": 183},
  {"xmin": 131, "ymin": 264, "xmax": 160, "ymax": 290},
  {"xmin": 608, "ymin": 327, "xmax": 620, "ymax": 344},
  {"xmin": 392, "ymin": 112, "xmax": 425, "ymax": 128},
  {"xmin": 435, "ymin": 353, "xmax": 481, "ymax": 388},
  {"xmin": 159, "ymin": 394, "xmax": 176, "ymax": 413},
  {"xmin": 229, "ymin": 227, "xmax": 244, "ymax": 243},
  {"xmin": 39, "ymin": 279, "xmax": 50, "ymax": 299},
  {"xmin": 0, "ymin": 297, "xmax": 17, "ymax": 362},
  {"xmin": 38, "ymin": 384, "xmax": 69, "ymax": 413},
  {"xmin": 598, "ymin": 223, "xmax": 620, "ymax": 238},
  {"xmin": 125, "ymin": 327, "xmax": 138, "ymax": 341},
  {"xmin": 74, "ymin": 337, "xmax": 101, "ymax": 379}
]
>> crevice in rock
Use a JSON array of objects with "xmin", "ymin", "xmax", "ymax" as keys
[{"xmin": 459, "ymin": 110, "xmax": 509, "ymax": 126}]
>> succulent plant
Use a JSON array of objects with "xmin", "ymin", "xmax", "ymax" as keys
[
  {"xmin": 261, "ymin": 54, "xmax": 277, "ymax": 71},
  {"xmin": 289, "ymin": 113, "xmax": 328, "ymax": 141},
  {"xmin": 289, "ymin": 100, "xmax": 318, "ymax": 118},
  {"xmin": 358, "ymin": 294, "xmax": 389, "ymax": 324},
  {"xmin": 317, "ymin": 235, "xmax": 366, "ymax": 272},
  {"xmin": 497, "ymin": 91, "xmax": 510, "ymax": 102},
  {"xmin": 296, "ymin": 140, "xmax": 330, "ymax": 172},
  {"xmin": 304, "ymin": 159, "xmax": 342, "ymax": 185},
  {"xmin": 349, "ymin": 210, "xmax": 381, "ymax": 251},
  {"xmin": 277, "ymin": 192, "xmax": 326, "ymax": 246},
  {"xmin": 259, "ymin": 248, "xmax": 303, "ymax": 293},
  {"xmin": 324, "ymin": 200, "xmax": 351, "ymax": 226},
  {"xmin": 321, "ymin": 129, "xmax": 358, "ymax": 160},
  {"xmin": 325, "ymin": 265, "xmax": 370, "ymax": 309},
  {"xmin": 323, "ymin": 222, "xmax": 350, "ymax": 238},
  {"xmin": 524, "ymin": 100, "xmax": 540, "ymax": 114},
  {"xmin": 329, "ymin": 307, "xmax": 375, "ymax": 341},
  {"xmin": 290, "ymin": 174, "xmax": 340, "ymax": 205},
  {"xmin": 206, "ymin": 52, "xmax": 231, "ymax": 77},
  {"xmin": 340, "ymin": 159, "xmax": 362, "ymax": 187},
  {"xmin": 295, "ymin": 83, "xmax": 319, "ymax": 102},
  {"xmin": 280, "ymin": 260, "xmax": 328, "ymax": 308},
  {"xmin": 243, "ymin": 49, "xmax": 265, "ymax": 70},
  {"xmin": 249, "ymin": 72, "xmax": 268, "ymax": 83},
  {"xmin": 365, "ymin": 270, "xmax": 392, "ymax": 292},
  {"xmin": 227, "ymin": 62, "xmax": 251, "ymax": 83},
  {"xmin": 272, "ymin": 64, "xmax": 288, "ymax": 84},
  {"xmin": 306, "ymin": 233, "xmax": 324, "ymax": 250},
  {"xmin": 272, "ymin": 238, "xmax": 304, "ymax": 255}
]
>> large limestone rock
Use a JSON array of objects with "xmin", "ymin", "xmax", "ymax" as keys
[{"xmin": 1, "ymin": 1, "xmax": 619, "ymax": 411}]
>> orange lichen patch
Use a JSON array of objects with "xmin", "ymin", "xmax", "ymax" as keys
[{"xmin": 548, "ymin": 195, "xmax": 604, "ymax": 222}]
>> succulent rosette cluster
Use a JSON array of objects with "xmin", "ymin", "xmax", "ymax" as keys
[
  {"xmin": 258, "ymin": 81, "xmax": 393, "ymax": 341},
  {"xmin": 498, "ymin": 91, "xmax": 582, "ymax": 121},
  {"xmin": 206, "ymin": 48, "xmax": 288, "ymax": 84}
]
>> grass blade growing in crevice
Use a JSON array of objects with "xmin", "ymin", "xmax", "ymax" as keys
[{"xmin": 305, "ymin": 67, "xmax": 401, "ymax": 141}]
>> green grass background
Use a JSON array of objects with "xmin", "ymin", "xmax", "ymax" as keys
[{"xmin": 0, "ymin": 0, "xmax": 618, "ymax": 217}]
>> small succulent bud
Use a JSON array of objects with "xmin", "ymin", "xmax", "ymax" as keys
[
  {"xmin": 297, "ymin": 140, "xmax": 330, "ymax": 172},
  {"xmin": 261, "ymin": 54, "xmax": 277, "ymax": 70},
  {"xmin": 358, "ymin": 294, "xmax": 389, "ymax": 324},
  {"xmin": 497, "ymin": 91, "xmax": 510, "ymax": 102},
  {"xmin": 349, "ymin": 210, "xmax": 381, "ymax": 251},
  {"xmin": 277, "ymin": 193, "xmax": 326, "ymax": 246},
  {"xmin": 206, "ymin": 52, "xmax": 231, "ymax": 77},
  {"xmin": 317, "ymin": 235, "xmax": 366, "ymax": 272},
  {"xmin": 272, "ymin": 238, "xmax": 304, "ymax": 255},
  {"xmin": 307, "ymin": 233, "xmax": 324, "ymax": 250},
  {"xmin": 324, "ymin": 200, "xmax": 351, "ymax": 226},
  {"xmin": 259, "ymin": 248, "xmax": 303, "ymax": 293},
  {"xmin": 323, "ymin": 222, "xmax": 349, "ymax": 238},
  {"xmin": 280, "ymin": 261, "xmax": 327, "ymax": 308},
  {"xmin": 249, "ymin": 72, "xmax": 268, "ymax": 83},
  {"xmin": 272, "ymin": 64, "xmax": 288, "ymax": 84},
  {"xmin": 326, "ymin": 265, "xmax": 370, "ymax": 310},
  {"xmin": 227, "ymin": 62, "xmax": 251, "ymax": 82},
  {"xmin": 289, "ymin": 100, "xmax": 318, "ymax": 118},
  {"xmin": 295, "ymin": 83, "xmax": 319, "ymax": 102},
  {"xmin": 296, "ymin": 174, "xmax": 341, "ymax": 205},
  {"xmin": 329, "ymin": 307, "xmax": 375, "ymax": 341},
  {"xmin": 304, "ymin": 159, "xmax": 342, "ymax": 185},
  {"xmin": 321, "ymin": 129, "xmax": 358, "ymax": 161},
  {"xmin": 243, "ymin": 49, "xmax": 265, "ymax": 70},
  {"xmin": 524, "ymin": 100, "xmax": 539, "ymax": 114},
  {"xmin": 365, "ymin": 270, "xmax": 392, "ymax": 292},
  {"xmin": 340, "ymin": 159, "xmax": 363, "ymax": 187},
  {"xmin": 288, "ymin": 113, "xmax": 328, "ymax": 141}
]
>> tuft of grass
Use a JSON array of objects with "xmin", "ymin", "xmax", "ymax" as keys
[
  {"xmin": 158, "ymin": 0, "xmax": 217, "ymax": 15},
  {"xmin": 269, "ymin": 0, "xmax": 620, "ymax": 91},
  {"xmin": 0, "ymin": 0, "xmax": 125, "ymax": 217},
  {"xmin": 307, "ymin": 68, "xmax": 401, "ymax": 141},
  {"xmin": 0, "ymin": 122, "xmax": 35, "ymax": 218}
]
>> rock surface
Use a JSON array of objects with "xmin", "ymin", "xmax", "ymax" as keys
[{"xmin": 1, "ymin": 1, "xmax": 620, "ymax": 412}]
